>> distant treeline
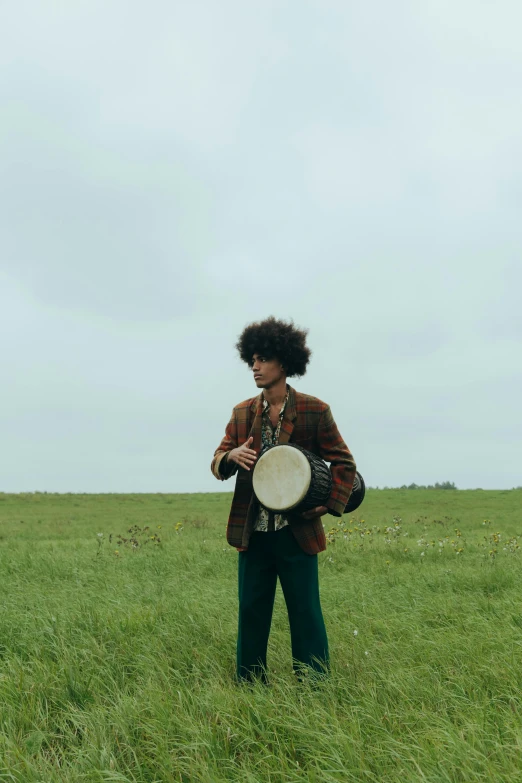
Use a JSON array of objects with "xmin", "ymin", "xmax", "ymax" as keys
[
  {"xmin": 369, "ymin": 483, "xmax": 522, "ymax": 491},
  {"xmin": 370, "ymin": 481, "xmax": 458, "ymax": 490}
]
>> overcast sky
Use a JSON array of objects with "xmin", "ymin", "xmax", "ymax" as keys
[{"xmin": 1, "ymin": 0, "xmax": 521, "ymax": 493}]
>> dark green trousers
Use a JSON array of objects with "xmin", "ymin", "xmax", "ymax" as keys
[{"xmin": 237, "ymin": 526, "xmax": 329, "ymax": 682}]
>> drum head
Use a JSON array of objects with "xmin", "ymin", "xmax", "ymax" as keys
[{"xmin": 253, "ymin": 445, "xmax": 312, "ymax": 511}]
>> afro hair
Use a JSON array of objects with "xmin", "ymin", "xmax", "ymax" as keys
[{"xmin": 236, "ymin": 316, "xmax": 311, "ymax": 378}]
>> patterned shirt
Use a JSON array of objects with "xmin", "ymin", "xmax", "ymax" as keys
[{"xmin": 254, "ymin": 390, "xmax": 290, "ymax": 532}]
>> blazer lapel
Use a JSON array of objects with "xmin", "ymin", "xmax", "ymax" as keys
[
  {"xmin": 278, "ymin": 385, "xmax": 297, "ymax": 444},
  {"xmin": 248, "ymin": 394, "xmax": 264, "ymax": 453}
]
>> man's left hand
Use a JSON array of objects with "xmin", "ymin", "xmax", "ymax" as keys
[{"xmin": 300, "ymin": 505, "xmax": 328, "ymax": 521}]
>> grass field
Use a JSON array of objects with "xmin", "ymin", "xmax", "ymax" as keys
[{"xmin": 1, "ymin": 489, "xmax": 522, "ymax": 782}]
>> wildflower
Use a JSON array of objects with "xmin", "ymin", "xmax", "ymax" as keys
[
  {"xmin": 97, "ymin": 533, "xmax": 103, "ymax": 538},
  {"xmin": 353, "ymin": 630, "xmax": 358, "ymax": 637},
  {"xmin": 365, "ymin": 650, "xmax": 369, "ymax": 656},
  {"xmin": 420, "ymin": 551, "xmax": 425, "ymax": 557}
]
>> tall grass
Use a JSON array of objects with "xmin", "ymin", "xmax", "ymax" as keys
[{"xmin": 1, "ymin": 489, "xmax": 521, "ymax": 782}]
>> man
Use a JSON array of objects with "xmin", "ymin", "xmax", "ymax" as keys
[{"xmin": 211, "ymin": 316, "xmax": 356, "ymax": 682}]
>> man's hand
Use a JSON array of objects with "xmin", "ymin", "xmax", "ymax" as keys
[
  {"xmin": 300, "ymin": 505, "xmax": 328, "ymax": 521},
  {"xmin": 227, "ymin": 436, "xmax": 258, "ymax": 471}
]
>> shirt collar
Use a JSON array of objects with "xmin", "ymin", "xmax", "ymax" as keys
[{"xmin": 262, "ymin": 387, "xmax": 289, "ymax": 415}]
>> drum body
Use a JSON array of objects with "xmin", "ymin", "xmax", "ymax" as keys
[
  {"xmin": 344, "ymin": 471, "xmax": 366, "ymax": 514},
  {"xmin": 252, "ymin": 443, "xmax": 332, "ymax": 514}
]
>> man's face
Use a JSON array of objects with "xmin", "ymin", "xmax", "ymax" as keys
[{"xmin": 251, "ymin": 353, "xmax": 285, "ymax": 389}]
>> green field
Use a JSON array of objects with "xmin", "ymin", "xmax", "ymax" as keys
[{"xmin": 1, "ymin": 489, "xmax": 522, "ymax": 782}]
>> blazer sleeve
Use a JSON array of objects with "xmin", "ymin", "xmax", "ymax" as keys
[
  {"xmin": 317, "ymin": 405, "xmax": 356, "ymax": 516},
  {"xmin": 211, "ymin": 408, "xmax": 239, "ymax": 481}
]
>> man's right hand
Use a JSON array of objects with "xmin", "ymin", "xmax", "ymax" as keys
[{"xmin": 227, "ymin": 437, "xmax": 258, "ymax": 471}]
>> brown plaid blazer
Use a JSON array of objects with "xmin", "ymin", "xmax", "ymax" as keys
[{"xmin": 211, "ymin": 385, "xmax": 356, "ymax": 555}]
